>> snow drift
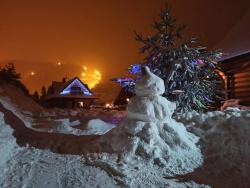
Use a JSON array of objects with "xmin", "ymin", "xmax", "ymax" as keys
[
  {"xmin": 177, "ymin": 108, "xmax": 250, "ymax": 187},
  {"xmin": 0, "ymin": 112, "xmax": 118, "ymax": 188}
]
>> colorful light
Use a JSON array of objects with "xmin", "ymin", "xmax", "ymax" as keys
[
  {"xmin": 112, "ymin": 77, "xmax": 135, "ymax": 88},
  {"xmin": 129, "ymin": 64, "xmax": 141, "ymax": 74}
]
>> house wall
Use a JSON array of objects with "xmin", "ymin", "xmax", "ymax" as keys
[
  {"xmin": 44, "ymin": 98, "xmax": 94, "ymax": 109},
  {"xmin": 220, "ymin": 52, "xmax": 250, "ymax": 105}
]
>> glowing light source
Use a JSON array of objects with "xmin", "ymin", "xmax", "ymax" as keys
[
  {"xmin": 57, "ymin": 62, "xmax": 62, "ymax": 66},
  {"xmin": 126, "ymin": 98, "xmax": 130, "ymax": 102},
  {"xmin": 94, "ymin": 70, "xmax": 101, "ymax": 76},
  {"xmin": 80, "ymin": 67, "xmax": 102, "ymax": 89},
  {"xmin": 30, "ymin": 72, "xmax": 35, "ymax": 76},
  {"xmin": 79, "ymin": 101, "xmax": 84, "ymax": 107}
]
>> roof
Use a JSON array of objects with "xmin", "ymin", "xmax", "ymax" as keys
[
  {"xmin": 219, "ymin": 50, "xmax": 250, "ymax": 61},
  {"xmin": 219, "ymin": 52, "xmax": 250, "ymax": 74},
  {"xmin": 45, "ymin": 77, "xmax": 96, "ymax": 100}
]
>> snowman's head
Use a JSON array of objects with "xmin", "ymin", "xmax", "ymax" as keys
[{"xmin": 135, "ymin": 66, "xmax": 165, "ymax": 97}]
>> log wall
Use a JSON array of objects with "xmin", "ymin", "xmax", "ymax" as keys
[{"xmin": 220, "ymin": 52, "xmax": 250, "ymax": 105}]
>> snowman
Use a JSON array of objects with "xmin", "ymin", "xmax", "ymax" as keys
[{"xmin": 85, "ymin": 66, "xmax": 203, "ymax": 182}]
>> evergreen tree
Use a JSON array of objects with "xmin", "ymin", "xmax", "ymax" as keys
[
  {"xmin": 32, "ymin": 91, "xmax": 40, "ymax": 101},
  {"xmin": 0, "ymin": 63, "xmax": 29, "ymax": 95},
  {"xmin": 0, "ymin": 63, "xmax": 21, "ymax": 83},
  {"xmin": 41, "ymin": 86, "xmax": 47, "ymax": 99},
  {"xmin": 131, "ymin": 4, "xmax": 223, "ymax": 112},
  {"xmin": 47, "ymin": 85, "xmax": 55, "ymax": 95}
]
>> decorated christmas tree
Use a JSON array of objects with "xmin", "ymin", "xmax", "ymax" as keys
[{"xmin": 115, "ymin": 4, "xmax": 224, "ymax": 112}]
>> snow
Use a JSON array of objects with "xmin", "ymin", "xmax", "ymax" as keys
[
  {"xmin": 82, "ymin": 66, "xmax": 204, "ymax": 186},
  {"xmin": 0, "ymin": 112, "xmax": 118, "ymax": 188},
  {"xmin": 135, "ymin": 66, "xmax": 165, "ymax": 96},
  {"xmin": 0, "ymin": 84, "xmax": 116, "ymax": 136},
  {"xmin": 85, "ymin": 119, "xmax": 116, "ymax": 135},
  {"xmin": 177, "ymin": 108, "xmax": 250, "ymax": 187},
  {"xmin": 49, "ymin": 118, "xmax": 114, "ymax": 135},
  {"xmin": 0, "ymin": 70, "xmax": 250, "ymax": 187},
  {"xmin": 0, "ymin": 90, "xmax": 203, "ymax": 188}
]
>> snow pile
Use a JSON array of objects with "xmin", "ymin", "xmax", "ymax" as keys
[
  {"xmin": 83, "ymin": 67, "xmax": 203, "ymax": 187},
  {"xmin": 0, "ymin": 84, "xmax": 43, "ymax": 128},
  {"xmin": 0, "ymin": 84, "xmax": 42, "ymax": 113},
  {"xmin": 0, "ymin": 113, "xmax": 118, "ymax": 188},
  {"xmin": 177, "ymin": 108, "xmax": 250, "ymax": 187},
  {"xmin": 0, "ymin": 112, "xmax": 18, "ymax": 168},
  {"xmin": 55, "ymin": 118, "xmax": 81, "ymax": 127},
  {"xmin": 50, "ymin": 118, "xmax": 115, "ymax": 135},
  {"xmin": 85, "ymin": 119, "xmax": 115, "ymax": 135}
]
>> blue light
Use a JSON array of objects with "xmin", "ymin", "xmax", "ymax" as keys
[
  {"xmin": 191, "ymin": 60, "xmax": 198, "ymax": 65},
  {"xmin": 113, "ymin": 78, "xmax": 135, "ymax": 88},
  {"xmin": 129, "ymin": 64, "xmax": 141, "ymax": 74},
  {"xmin": 60, "ymin": 78, "xmax": 92, "ymax": 96}
]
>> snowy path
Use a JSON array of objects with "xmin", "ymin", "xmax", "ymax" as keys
[
  {"xmin": 0, "ymin": 102, "xmax": 100, "ymax": 155},
  {"xmin": 0, "ymin": 103, "xmax": 118, "ymax": 188}
]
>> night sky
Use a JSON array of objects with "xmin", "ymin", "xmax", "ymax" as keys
[{"xmin": 0, "ymin": 0, "xmax": 249, "ymax": 101}]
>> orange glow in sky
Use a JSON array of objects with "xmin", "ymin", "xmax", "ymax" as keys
[
  {"xmin": 0, "ymin": 0, "xmax": 248, "ymax": 100},
  {"xmin": 80, "ymin": 66, "xmax": 102, "ymax": 89}
]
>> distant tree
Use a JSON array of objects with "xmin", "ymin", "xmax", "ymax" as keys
[
  {"xmin": 47, "ymin": 85, "xmax": 54, "ymax": 95},
  {"xmin": 32, "ymin": 91, "xmax": 40, "ymax": 102},
  {"xmin": 0, "ymin": 63, "xmax": 29, "ymax": 95},
  {"xmin": 0, "ymin": 63, "xmax": 21, "ymax": 83},
  {"xmin": 41, "ymin": 86, "xmax": 47, "ymax": 99}
]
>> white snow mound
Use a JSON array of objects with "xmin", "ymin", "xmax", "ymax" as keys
[
  {"xmin": 178, "ymin": 108, "xmax": 250, "ymax": 187},
  {"xmin": 86, "ymin": 119, "xmax": 115, "ymax": 135}
]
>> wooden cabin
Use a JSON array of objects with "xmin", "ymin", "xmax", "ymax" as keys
[
  {"xmin": 44, "ymin": 77, "xmax": 96, "ymax": 108},
  {"xmin": 219, "ymin": 52, "xmax": 250, "ymax": 105}
]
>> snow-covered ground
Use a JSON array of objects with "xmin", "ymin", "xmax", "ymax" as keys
[
  {"xmin": 0, "ymin": 84, "xmax": 121, "ymax": 136},
  {"xmin": 177, "ymin": 109, "xmax": 250, "ymax": 188},
  {"xmin": 0, "ymin": 80, "xmax": 250, "ymax": 188},
  {"xmin": 0, "ymin": 111, "xmax": 118, "ymax": 188}
]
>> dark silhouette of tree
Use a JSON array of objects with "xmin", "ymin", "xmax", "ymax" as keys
[
  {"xmin": 0, "ymin": 63, "xmax": 29, "ymax": 95},
  {"xmin": 0, "ymin": 63, "xmax": 21, "ymax": 83},
  {"xmin": 32, "ymin": 91, "xmax": 40, "ymax": 102},
  {"xmin": 47, "ymin": 85, "xmax": 55, "ymax": 95},
  {"xmin": 41, "ymin": 86, "xmax": 47, "ymax": 99}
]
